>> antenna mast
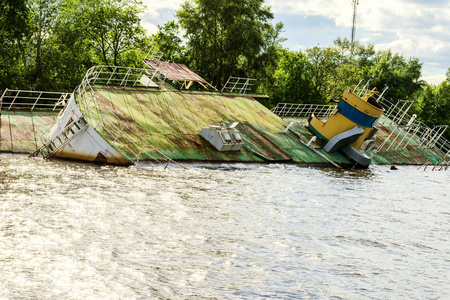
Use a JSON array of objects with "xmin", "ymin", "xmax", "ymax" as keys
[{"xmin": 351, "ymin": 0, "xmax": 359, "ymax": 45}]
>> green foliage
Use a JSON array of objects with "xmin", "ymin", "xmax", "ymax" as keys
[
  {"xmin": 151, "ymin": 21, "xmax": 185, "ymax": 62},
  {"xmin": 305, "ymin": 46, "xmax": 342, "ymax": 102},
  {"xmin": 0, "ymin": 0, "xmax": 147, "ymax": 92},
  {"xmin": 24, "ymin": 0, "xmax": 61, "ymax": 90},
  {"xmin": 176, "ymin": 0, "xmax": 284, "ymax": 88},
  {"xmin": 0, "ymin": 0, "xmax": 31, "ymax": 89},
  {"xmin": 251, "ymin": 22, "xmax": 285, "ymax": 95},
  {"xmin": 414, "ymin": 81, "xmax": 450, "ymax": 140},
  {"xmin": 269, "ymin": 49, "xmax": 320, "ymax": 104},
  {"xmin": 267, "ymin": 38, "xmax": 426, "ymax": 108},
  {"xmin": 0, "ymin": 0, "xmax": 29, "ymax": 35},
  {"xmin": 0, "ymin": 0, "xmax": 447, "ymax": 142},
  {"xmin": 77, "ymin": 0, "xmax": 145, "ymax": 66},
  {"xmin": 368, "ymin": 50, "xmax": 423, "ymax": 100}
]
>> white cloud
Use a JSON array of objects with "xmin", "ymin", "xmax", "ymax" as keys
[
  {"xmin": 140, "ymin": 0, "xmax": 183, "ymax": 11},
  {"xmin": 290, "ymin": 44, "xmax": 306, "ymax": 51},
  {"xmin": 266, "ymin": 0, "xmax": 450, "ymax": 80},
  {"xmin": 141, "ymin": 20, "xmax": 159, "ymax": 35},
  {"xmin": 374, "ymin": 32, "xmax": 449, "ymax": 57},
  {"xmin": 137, "ymin": 0, "xmax": 450, "ymax": 80},
  {"xmin": 265, "ymin": 0, "xmax": 349, "ymax": 25},
  {"xmin": 139, "ymin": 0, "xmax": 184, "ymax": 35},
  {"xmin": 266, "ymin": 0, "xmax": 450, "ymax": 34},
  {"xmin": 421, "ymin": 74, "xmax": 446, "ymax": 85},
  {"xmin": 140, "ymin": 0, "xmax": 183, "ymax": 19}
]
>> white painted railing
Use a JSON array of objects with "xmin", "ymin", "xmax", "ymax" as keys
[
  {"xmin": 271, "ymin": 97, "xmax": 449, "ymax": 160},
  {"xmin": 221, "ymin": 77, "xmax": 257, "ymax": 94},
  {"xmin": 71, "ymin": 73, "xmax": 185, "ymax": 169},
  {"xmin": 0, "ymin": 89, "xmax": 70, "ymax": 111},
  {"xmin": 271, "ymin": 103, "xmax": 337, "ymax": 118}
]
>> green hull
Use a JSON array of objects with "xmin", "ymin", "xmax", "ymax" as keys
[{"xmin": 1, "ymin": 85, "xmax": 446, "ymax": 167}]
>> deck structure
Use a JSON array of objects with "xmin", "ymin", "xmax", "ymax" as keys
[{"xmin": 1, "ymin": 59, "xmax": 448, "ymax": 169}]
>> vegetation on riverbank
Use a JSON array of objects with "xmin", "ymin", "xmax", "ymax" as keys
[{"xmin": 1, "ymin": 0, "xmax": 448, "ymax": 138}]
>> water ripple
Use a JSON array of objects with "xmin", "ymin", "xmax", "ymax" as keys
[{"xmin": 0, "ymin": 156, "xmax": 448, "ymax": 299}]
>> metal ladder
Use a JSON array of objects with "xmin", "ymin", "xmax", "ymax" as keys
[{"xmin": 30, "ymin": 117, "xmax": 89, "ymax": 159}]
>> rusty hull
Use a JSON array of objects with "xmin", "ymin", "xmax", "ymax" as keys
[
  {"xmin": 1, "ymin": 85, "xmax": 445, "ymax": 167},
  {"xmin": 0, "ymin": 110, "xmax": 58, "ymax": 154}
]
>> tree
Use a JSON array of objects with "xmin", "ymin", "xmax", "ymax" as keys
[
  {"xmin": 415, "ymin": 80, "xmax": 450, "ymax": 140},
  {"xmin": 151, "ymin": 21, "xmax": 186, "ymax": 62},
  {"xmin": 268, "ymin": 38, "xmax": 426, "ymax": 110},
  {"xmin": 0, "ymin": 0, "xmax": 31, "ymax": 89},
  {"xmin": 247, "ymin": 21, "xmax": 285, "ymax": 95},
  {"xmin": 369, "ymin": 50, "xmax": 423, "ymax": 100},
  {"xmin": 305, "ymin": 46, "xmax": 342, "ymax": 102},
  {"xmin": 25, "ymin": 0, "xmax": 60, "ymax": 90},
  {"xmin": 77, "ymin": 0, "xmax": 146, "ymax": 66},
  {"xmin": 44, "ymin": 0, "xmax": 95, "ymax": 91},
  {"xmin": 269, "ymin": 49, "xmax": 319, "ymax": 105},
  {"xmin": 176, "ymin": 0, "xmax": 284, "ymax": 88}
]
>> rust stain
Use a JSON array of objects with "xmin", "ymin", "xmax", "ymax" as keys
[
  {"xmin": 236, "ymin": 121, "xmax": 291, "ymax": 161},
  {"xmin": 0, "ymin": 111, "xmax": 58, "ymax": 153}
]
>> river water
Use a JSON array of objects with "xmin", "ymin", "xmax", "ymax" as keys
[{"xmin": 0, "ymin": 155, "xmax": 448, "ymax": 299}]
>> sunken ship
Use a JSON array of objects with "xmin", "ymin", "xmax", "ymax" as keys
[{"xmin": 0, "ymin": 49, "xmax": 448, "ymax": 169}]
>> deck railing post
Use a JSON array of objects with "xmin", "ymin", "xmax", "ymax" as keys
[{"xmin": 0, "ymin": 88, "xmax": 8, "ymax": 110}]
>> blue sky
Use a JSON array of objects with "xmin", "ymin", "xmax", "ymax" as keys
[{"xmin": 140, "ymin": 0, "xmax": 450, "ymax": 85}]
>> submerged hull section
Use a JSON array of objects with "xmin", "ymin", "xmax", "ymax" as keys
[
  {"xmin": 36, "ymin": 84, "xmax": 446, "ymax": 169},
  {"xmin": 39, "ymin": 83, "xmax": 354, "ymax": 167},
  {"xmin": 80, "ymin": 85, "xmax": 292, "ymax": 164},
  {"xmin": 2, "ymin": 62, "xmax": 447, "ymax": 168},
  {"xmin": 45, "ymin": 96, "xmax": 129, "ymax": 165}
]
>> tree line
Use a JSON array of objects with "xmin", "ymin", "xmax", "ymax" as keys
[{"xmin": 1, "ymin": 0, "xmax": 448, "ymax": 139}]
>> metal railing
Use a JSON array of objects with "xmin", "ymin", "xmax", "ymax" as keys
[
  {"xmin": 373, "ymin": 96, "xmax": 450, "ymax": 158},
  {"xmin": 271, "ymin": 103, "xmax": 337, "ymax": 118},
  {"xmin": 221, "ymin": 77, "xmax": 257, "ymax": 94},
  {"xmin": 79, "ymin": 65, "xmax": 167, "ymax": 89},
  {"xmin": 76, "ymin": 48, "xmax": 169, "ymax": 90},
  {"xmin": 371, "ymin": 123, "xmax": 449, "ymax": 159},
  {"xmin": 351, "ymin": 78, "xmax": 389, "ymax": 102},
  {"xmin": 418, "ymin": 160, "xmax": 449, "ymax": 171},
  {"xmin": 31, "ymin": 117, "xmax": 89, "ymax": 159},
  {"xmin": 0, "ymin": 89, "xmax": 71, "ymax": 111},
  {"xmin": 380, "ymin": 99, "xmax": 415, "ymax": 125},
  {"xmin": 69, "ymin": 74, "xmax": 185, "ymax": 169},
  {"xmin": 90, "ymin": 107, "xmax": 178, "ymax": 167},
  {"xmin": 271, "ymin": 94, "xmax": 449, "ymax": 160}
]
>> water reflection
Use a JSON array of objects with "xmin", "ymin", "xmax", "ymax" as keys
[
  {"xmin": 319, "ymin": 166, "xmax": 377, "ymax": 180},
  {"xmin": 0, "ymin": 156, "xmax": 448, "ymax": 299}
]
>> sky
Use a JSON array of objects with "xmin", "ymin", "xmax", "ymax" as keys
[{"xmin": 139, "ymin": 0, "xmax": 450, "ymax": 85}]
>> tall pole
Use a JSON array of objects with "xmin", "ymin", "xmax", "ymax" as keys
[{"xmin": 351, "ymin": 0, "xmax": 359, "ymax": 47}]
